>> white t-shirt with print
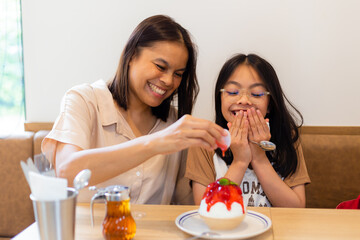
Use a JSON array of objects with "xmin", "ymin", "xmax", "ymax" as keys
[{"xmin": 213, "ymin": 154, "xmax": 272, "ymax": 207}]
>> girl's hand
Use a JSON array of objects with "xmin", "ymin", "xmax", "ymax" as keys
[
  {"xmin": 151, "ymin": 114, "xmax": 227, "ymax": 155},
  {"xmin": 247, "ymin": 108, "xmax": 271, "ymax": 159},
  {"xmin": 227, "ymin": 110, "xmax": 252, "ymax": 165}
]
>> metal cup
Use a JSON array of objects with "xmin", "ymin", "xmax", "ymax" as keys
[{"xmin": 30, "ymin": 188, "xmax": 78, "ymax": 240}]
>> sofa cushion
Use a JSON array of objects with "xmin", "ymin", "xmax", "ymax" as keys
[
  {"xmin": 302, "ymin": 133, "xmax": 360, "ymax": 208},
  {"xmin": 0, "ymin": 132, "xmax": 35, "ymax": 237}
]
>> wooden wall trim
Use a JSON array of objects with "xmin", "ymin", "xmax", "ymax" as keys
[
  {"xmin": 23, "ymin": 122, "xmax": 360, "ymax": 135},
  {"xmin": 300, "ymin": 126, "xmax": 360, "ymax": 135},
  {"xmin": 24, "ymin": 122, "xmax": 53, "ymax": 132}
]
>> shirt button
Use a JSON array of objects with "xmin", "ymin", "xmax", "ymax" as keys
[{"xmin": 136, "ymin": 171, "xmax": 141, "ymax": 177}]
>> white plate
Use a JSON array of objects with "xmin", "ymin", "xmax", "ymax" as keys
[{"xmin": 175, "ymin": 210, "xmax": 271, "ymax": 239}]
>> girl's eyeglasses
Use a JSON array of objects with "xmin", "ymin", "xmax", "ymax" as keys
[{"xmin": 220, "ymin": 88, "xmax": 270, "ymax": 103}]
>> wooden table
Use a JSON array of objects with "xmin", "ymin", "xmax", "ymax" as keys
[
  {"xmin": 270, "ymin": 207, "xmax": 360, "ymax": 240},
  {"xmin": 13, "ymin": 204, "xmax": 360, "ymax": 240}
]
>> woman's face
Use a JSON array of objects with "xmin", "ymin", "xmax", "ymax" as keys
[
  {"xmin": 128, "ymin": 41, "xmax": 188, "ymax": 109},
  {"xmin": 221, "ymin": 64, "xmax": 270, "ymax": 123}
]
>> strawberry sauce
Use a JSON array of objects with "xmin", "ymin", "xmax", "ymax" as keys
[
  {"xmin": 216, "ymin": 141, "xmax": 228, "ymax": 157},
  {"xmin": 202, "ymin": 178, "xmax": 245, "ymax": 214}
]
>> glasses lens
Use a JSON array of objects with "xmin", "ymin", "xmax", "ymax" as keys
[{"xmin": 221, "ymin": 88, "xmax": 268, "ymax": 103}]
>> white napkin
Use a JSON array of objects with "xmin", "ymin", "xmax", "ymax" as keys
[{"xmin": 29, "ymin": 171, "xmax": 68, "ymax": 201}]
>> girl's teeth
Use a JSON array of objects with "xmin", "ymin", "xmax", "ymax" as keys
[{"xmin": 149, "ymin": 83, "xmax": 166, "ymax": 95}]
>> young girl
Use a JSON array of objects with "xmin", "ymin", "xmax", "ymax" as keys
[
  {"xmin": 185, "ymin": 53, "xmax": 310, "ymax": 207},
  {"xmin": 42, "ymin": 15, "xmax": 227, "ymax": 204}
]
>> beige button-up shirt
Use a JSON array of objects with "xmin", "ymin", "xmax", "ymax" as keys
[{"xmin": 42, "ymin": 80, "xmax": 183, "ymax": 204}]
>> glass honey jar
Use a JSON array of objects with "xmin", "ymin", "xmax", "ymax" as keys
[{"xmin": 91, "ymin": 185, "xmax": 136, "ymax": 240}]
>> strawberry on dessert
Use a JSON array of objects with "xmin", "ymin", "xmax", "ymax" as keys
[{"xmin": 198, "ymin": 178, "xmax": 246, "ymax": 230}]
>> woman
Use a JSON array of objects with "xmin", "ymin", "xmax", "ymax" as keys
[{"xmin": 42, "ymin": 15, "xmax": 227, "ymax": 203}]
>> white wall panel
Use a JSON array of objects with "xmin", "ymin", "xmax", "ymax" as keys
[{"xmin": 22, "ymin": 0, "xmax": 360, "ymax": 125}]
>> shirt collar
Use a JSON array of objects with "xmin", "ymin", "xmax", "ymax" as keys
[
  {"xmin": 90, "ymin": 80, "xmax": 135, "ymax": 138},
  {"xmin": 91, "ymin": 80, "xmax": 177, "ymax": 138},
  {"xmin": 91, "ymin": 79, "xmax": 119, "ymax": 126}
]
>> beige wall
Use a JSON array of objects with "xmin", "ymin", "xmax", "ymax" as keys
[{"xmin": 22, "ymin": 0, "xmax": 360, "ymax": 126}]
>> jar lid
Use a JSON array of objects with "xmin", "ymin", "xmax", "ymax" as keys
[{"xmin": 104, "ymin": 185, "xmax": 130, "ymax": 201}]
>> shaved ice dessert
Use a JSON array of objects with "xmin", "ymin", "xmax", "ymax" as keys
[{"xmin": 199, "ymin": 178, "xmax": 246, "ymax": 230}]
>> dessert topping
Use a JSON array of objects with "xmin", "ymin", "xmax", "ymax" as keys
[{"xmin": 202, "ymin": 177, "xmax": 245, "ymax": 213}]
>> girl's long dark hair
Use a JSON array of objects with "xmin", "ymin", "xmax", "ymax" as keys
[
  {"xmin": 214, "ymin": 54, "xmax": 303, "ymax": 178},
  {"xmin": 109, "ymin": 15, "xmax": 199, "ymax": 121}
]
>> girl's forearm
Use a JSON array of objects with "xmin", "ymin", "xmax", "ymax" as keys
[
  {"xmin": 224, "ymin": 161, "xmax": 248, "ymax": 185},
  {"xmin": 251, "ymin": 157, "xmax": 305, "ymax": 208}
]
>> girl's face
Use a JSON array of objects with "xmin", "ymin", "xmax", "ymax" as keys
[
  {"xmin": 221, "ymin": 64, "xmax": 270, "ymax": 123},
  {"xmin": 128, "ymin": 41, "xmax": 188, "ymax": 109}
]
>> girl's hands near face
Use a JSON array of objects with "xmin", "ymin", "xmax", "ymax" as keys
[
  {"xmin": 228, "ymin": 111, "xmax": 252, "ymax": 165},
  {"xmin": 247, "ymin": 108, "xmax": 271, "ymax": 157},
  {"xmin": 151, "ymin": 114, "xmax": 227, "ymax": 155}
]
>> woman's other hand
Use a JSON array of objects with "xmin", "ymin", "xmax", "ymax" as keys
[{"xmin": 150, "ymin": 114, "xmax": 228, "ymax": 155}]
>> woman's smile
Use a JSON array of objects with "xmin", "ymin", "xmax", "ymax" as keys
[{"xmin": 148, "ymin": 82, "xmax": 166, "ymax": 96}]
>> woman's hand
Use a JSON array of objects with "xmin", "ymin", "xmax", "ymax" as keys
[{"xmin": 150, "ymin": 114, "xmax": 228, "ymax": 155}]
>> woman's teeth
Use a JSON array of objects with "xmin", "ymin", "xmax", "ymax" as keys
[{"xmin": 149, "ymin": 83, "xmax": 166, "ymax": 95}]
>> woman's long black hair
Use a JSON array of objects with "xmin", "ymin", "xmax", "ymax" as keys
[
  {"xmin": 109, "ymin": 15, "xmax": 199, "ymax": 121},
  {"xmin": 214, "ymin": 54, "xmax": 303, "ymax": 178}
]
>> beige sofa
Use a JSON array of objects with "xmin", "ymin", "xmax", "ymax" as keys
[
  {"xmin": 301, "ymin": 127, "xmax": 360, "ymax": 208},
  {"xmin": 0, "ymin": 123, "xmax": 51, "ymax": 239},
  {"xmin": 0, "ymin": 125, "xmax": 359, "ymax": 239}
]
